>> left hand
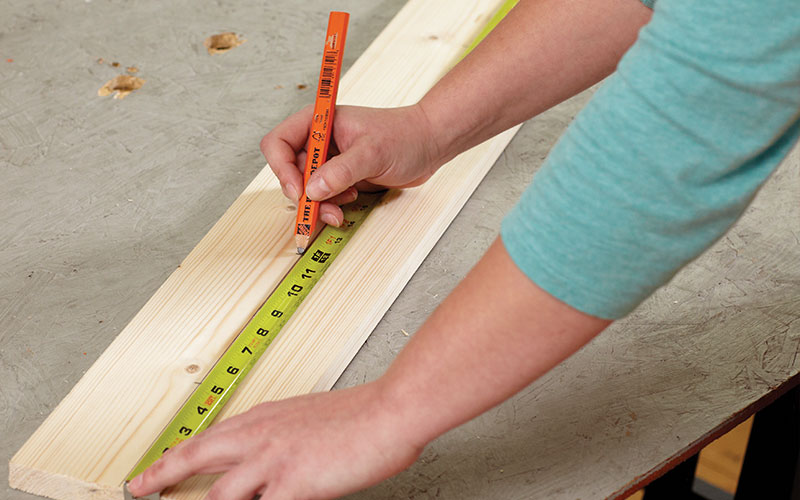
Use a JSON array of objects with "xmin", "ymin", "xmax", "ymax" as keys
[{"xmin": 126, "ymin": 382, "xmax": 423, "ymax": 500}]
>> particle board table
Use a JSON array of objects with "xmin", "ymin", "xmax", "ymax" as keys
[{"xmin": 2, "ymin": 0, "xmax": 799, "ymax": 499}]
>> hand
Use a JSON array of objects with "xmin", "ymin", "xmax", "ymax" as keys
[
  {"xmin": 260, "ymin": 104, "xmax": 442, "ymax": 226},
  {"xmin": 126, "ymin": 382, "xmax": 424, "ymax": 500}
]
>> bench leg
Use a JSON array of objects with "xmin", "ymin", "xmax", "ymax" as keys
[
  {"xmin": 734, "ymin": 385, "xmax": 800, "ymax": 500},
  {"xmin": 643, "ymin": 453, "xmax": 705, "ymax": 500}
]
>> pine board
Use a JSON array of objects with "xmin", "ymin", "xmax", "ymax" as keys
[{"xmin": 9, "ymin": 1, "xmax": 520, "ymax": 498}]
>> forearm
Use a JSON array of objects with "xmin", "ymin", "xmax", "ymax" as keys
[
  {"xmin": 377, "ymin": 238, "xmax": 611, "ymax": 446},
  {"xmin": 418, "ymin": 0, "xmax": 651, "ymax": 164}
]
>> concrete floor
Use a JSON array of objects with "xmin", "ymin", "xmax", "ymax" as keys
[{"xmin": 2, "ymin": 1, "xmax": 799, "ymax": 499}]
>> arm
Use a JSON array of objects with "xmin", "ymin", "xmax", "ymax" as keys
[
  {"xmin": 262, "ymin": 0, "xmax": 652, "ymax": 219},
  {"xmin": 381, "ymin": 239, "xmax": 611, "ymax": 445},
  {"xmin": 419, "ymin": 0, "xmax": 652, "ymax": 166},
  {"xmin": 128, "ymin": 239, "xmax": 609, "ymax": 500}
]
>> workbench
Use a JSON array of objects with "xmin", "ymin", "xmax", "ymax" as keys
[{"xmin": 2, "ymin": 0, "xmax": 799, "ymax": 498}]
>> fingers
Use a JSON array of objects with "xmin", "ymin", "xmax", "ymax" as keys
[
  {"xmin": 205, "ymin": 463, "xmax": 266, "ymax": 500},
  {"xmin": 261, "ymin": 105, "xmax": 314, "ymax": 202},
  {"xmin": 324, "ymin": 186, "xmax": 359, "ymax": 208},
  {"xmin": 306, "ymin": 140, "xmax": 381, "ymax": 201},
  {"xmin": 315, "ymin": 187, "xmax": 357, "ymax": 226},
  {"xmin": 319, "ymin": 204, "xmax": 345, "ymax": 227},
  {"xmin": 127, "ymin": 431, "xmax": 246, "ymax": 497}
]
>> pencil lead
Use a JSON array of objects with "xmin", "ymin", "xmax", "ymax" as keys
[{"xmin": 297, "ymin": 247, "xmax": 305, "ymax": 255}]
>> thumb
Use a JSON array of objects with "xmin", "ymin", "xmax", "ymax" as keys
[{"xmin": 305, "ymin": 142, "xmax": 379, "ymax": 201}]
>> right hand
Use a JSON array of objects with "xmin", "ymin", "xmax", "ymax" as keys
[{"xmin": 260, "ymin": 104, "xmax": 442, "ymax": 226}]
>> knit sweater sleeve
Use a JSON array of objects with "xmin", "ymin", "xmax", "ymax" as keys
[{"xmin": 500, "ymin": 0, "xmax": 800, "ymax": 319}]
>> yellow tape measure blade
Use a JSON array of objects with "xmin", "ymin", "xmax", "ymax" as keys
[{"xmin": 126, "ymin": 193, "xmax": 382, "ymax": 480}]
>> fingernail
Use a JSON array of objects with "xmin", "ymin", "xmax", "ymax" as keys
[
  {"xmin": 306, "ymin": 177, "xmax": 330, "ymax": 201},
  {"xmin": 286, "ymin": 184, "xmax": 300, "ymax": 202},
  {"xmin": 129, "ymin": 475, "xmax": 142, "ymax": 490},
  {"xmin": 321, "ymin": 213, "xmax": 340, "ymax": 227}
]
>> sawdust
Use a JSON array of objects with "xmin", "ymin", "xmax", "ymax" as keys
[
  {"xmin": 297, "ymin": 83, "xmax": 307, "ymax": 90},
  {"xmin": 126, "ymin": 66, "xmax": 139, "ymax": 73},
  {"xmin": 204, "ymin": 32, "xmax": 246, "ymax": 54},
  {"xmin": 111, "ymin": 61, "xmax": 120, "ymax": 67},
  {"xmin": 98, "ymin": 75, "xmax": 145, "ymax": 100}
]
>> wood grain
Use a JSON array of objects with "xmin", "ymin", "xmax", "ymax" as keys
[{"xmin": 9, "ymin": 1, "xmax": 519, "ymax": 499}]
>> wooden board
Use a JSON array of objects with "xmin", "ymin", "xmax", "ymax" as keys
[{"xmin": 9, "ymin": 1, "xmax": 521, "ymax": 499}]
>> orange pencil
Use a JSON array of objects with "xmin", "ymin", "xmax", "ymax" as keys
[{"xmin": 295, "ymin": 11, "xmax": 349, "ymax": 254}]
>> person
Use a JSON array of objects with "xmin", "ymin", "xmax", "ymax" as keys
[{"xmin": 128, "ymin": 0, "xmax": 799, "ymax": 498}]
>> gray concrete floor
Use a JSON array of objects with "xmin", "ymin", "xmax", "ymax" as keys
[{"xmin": 2, "ymin": 1, "xmax": 799, "ymax": 499}]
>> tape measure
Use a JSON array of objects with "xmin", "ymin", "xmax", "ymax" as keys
[{"xmin": 126, "ymin": 192, "xmax": 382, "ymax": 482}]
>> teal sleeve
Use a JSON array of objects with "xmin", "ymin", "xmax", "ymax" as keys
[{"xmin": 501, "ymin": 0, "xmax": 800, "ymax": 319}]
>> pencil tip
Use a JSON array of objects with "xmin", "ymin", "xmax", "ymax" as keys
[{"xmin": 297, "ymin": 247, "xmax": 305, "ymax": 255}]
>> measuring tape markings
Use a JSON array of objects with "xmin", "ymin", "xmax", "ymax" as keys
[{"xmin": 127, "ymin": 193, "xmax": 381, "ymax": 481}]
